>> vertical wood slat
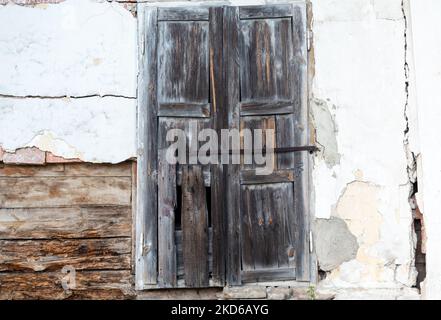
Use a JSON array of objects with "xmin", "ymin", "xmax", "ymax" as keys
[
  {"xmin": 181, "ymin": 166, "xmax": 209, "ymax": 287},
  {"xmin": 291, "ymin": 2, "xmax": 311, "ymax": 282},
  {"xmin": 136, "ymin": 5, "xmax": 158, "ymax": 288},
  {"xmin": 157, "ymin": 149, "xmax": 177, "ymax": 288},
  {"xmin": 224, "ymin": 6, "xmax": 241, "ymax": 286},
  {"xmin": 209, "ymin": 6, "xmax": 226, "ymax": 286}
]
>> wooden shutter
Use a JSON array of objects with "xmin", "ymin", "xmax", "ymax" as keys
[
  {"xmin": 137, "ymin": 6, "xmax": 225, "ymax": 289},
  {"xmin": 224, "ymin": 3, "xmax": 310, "ymax": 285},
  {"xmin": 136, "ymin": 3, "xmax": 310, "ymax": 290}
]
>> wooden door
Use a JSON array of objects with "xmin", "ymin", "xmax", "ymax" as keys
[
  {"xmin": 136, "ymin": 3, "xmax": 310, "ymax": 290},
  {"xmin": 224, "ymin": 3, "xmax": 310, "ymax": 285}
]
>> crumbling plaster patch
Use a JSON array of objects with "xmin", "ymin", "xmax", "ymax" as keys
[
  {"xmin": 310, "ymin": 0, "xmax": 416, "ymax": 288},
  {"xmin": 314, "ymin": 217, "xmax": 358, "ymax": 272}
]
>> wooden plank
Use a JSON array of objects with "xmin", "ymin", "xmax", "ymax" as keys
[
  {"xmin": 239, "ymin": 4, "xmax": 293, "ymax": 19},
  {"xmin": 175, "ymin": 228, "xmax": 213, "ymax": 279},
  {"xmin": 136, "ymin": 5, "xmax": 158, "ymax": 287},
  {"xmin": 157, "ymin": 149, "xmax": 177, "ymax": 288},
  {"xmin": 239, "ymin": 18, "xmax": 294, "ymax": 102},
  {"xmin": 241, "ymin": 183, "xmax": 295, "ymax": 271},
  {"xmin": 224, "ymin": 6, "xmax": 241, "ymax": 286},
  {"xmin": 181, "ymin": 165, "xmax": 209, "ymax": 288},
  {"xmin": 158, "ymin": 103, "xmax": 211, "ymax": 118},
  {"xmin": 291, "ymin": 2, "xmax": 311, "ymax": 281},
  {"xmin": 0, "ymin": 238, "xmax": 131, "ymax": 272},
  {"xmin": 158, "ymin": 7, "xmax": 210, "ymax": 21},
  {"xmin": 240, "ymin": 100, "xmax": 294, "ymax": 116},
  {"xmin": 276, "ymin": 114, "xmax": 295, "ymax": 169},
  {"xmin": 63, "ymin": 163, "xmax": 132, "ymax": 177},
  {"xmin": 209, "ymin": 6, "xmax": 226, "ymax": 287},
  {"xmin": 0, "ymin": 176, "xmax": 131, "ymax": 208},
  {"xmin": 241, "ymin": 268, "xmax": 295, "ymax": 283},
  {"xmin": 158, "ymin": 21, "xmax": 209, "ymax": 105},
  {"xmin": 131, "ymin": 162, "xmax": 137, "ymax": 275},
  {"xmin": 0, "ymin": 271, "xmax": 133, "ymax": 300},
  {"xmin": 0, "ymin": 162, "xmax": 131, "ymax": 177},
  {"xmin": 240, "ymin": 169, "xmax": 294, "ymax": 185},
  {"xmin": 240, "ymin": 116, "xmax": 277, "ymax": 170},
  {"xmin": 0, "ymin": 206, "xmax": 131, "ymax": 240},
  {"xmin": 176, "ymin": 166, "xmax": 211, "ymax": 187}
]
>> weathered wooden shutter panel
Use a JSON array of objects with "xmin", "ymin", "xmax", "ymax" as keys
[
  {"xmin": 137, "ymin": 3, "xmax": 309, "ymax": 289},
  {"xmin": 225, "ymin": 3, "xmax": 310, "ymax": 285},
  {"xmin": 139, "ymin": 6, "xmax": 226, "ymax": 288}
]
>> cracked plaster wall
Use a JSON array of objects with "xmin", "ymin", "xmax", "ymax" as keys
[
  {"xmin": 408, "ymin": 0, "xmax": 441, "ymax": 300},
  {"xmin": 310, "ymin": 0, "xmax": 417, "ymax": 289},
  {"xmin": 0, "ymin": 0, "xmax": 137, "ymax": 163},
  {"xmin": 0, "ymin": 0, "xmax": 427, "ymax": 294}
]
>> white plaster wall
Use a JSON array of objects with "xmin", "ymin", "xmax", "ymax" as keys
[
  {"xmin": 311, "ymin": 0, "xmax": 416, "ymax": 288},
  {"xmin": 0, "ymin": 0, "xmax": 137, "ymax": 163},
  {"xmin": 408, "ymin": 0, "xmax": 441, "ymax": 300}
]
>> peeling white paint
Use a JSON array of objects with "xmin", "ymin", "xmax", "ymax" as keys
[
  {"xmin": 0, "ymin": 97, "xmax": 136, "ymax": 163},
  {"xmin": 311, "ymin": 0, "xmax": 416, "ymax": 288}
]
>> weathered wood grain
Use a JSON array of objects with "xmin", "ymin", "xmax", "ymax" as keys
[
  {"xmin": 239, "ymin": 18, "xmax": 294, "ymax": 102},
  {"xmin": 158, "ymin": 7, "xmax": 210, "ymax": 21},
  {"xmin": 241, "ymin": 268, "xmax": 295, "ymax": 283},
  {"xmin": 209, "ymin": 6, "xmax": 226, "ymax": 287},
  {"xmin": 0, "ymin": 162, "xmax": 131, "ymax": 177},
  {"xmin": 291, "ymin": 2, "xmax": 311, "ymax": 282},
  {"xmin": 0, "ymin": 271, "xmax": 134, "ymax": 300},
  {"xmin": 240, "ymin": 169, "xmax": 294, "ymax": 185},
  {"xmin": 181, "ymin": 166, "xmax": 209, "ymax": 288},
  {"xmin": 157, "ymin": 150, "xmax": 177, "ymax": 288},
  {"xmin": 240, "ymin": 100, "xmax": 294, "ymax": 116},
  {"xmin": 0, "ymin": 176, "xmax": 131, "ymax": 208},
  {"xmin": 136, "ymin": 5, "xmax": 158, "ymax": 287},
  {"xmin": 240, "ymin": 183, "xmax": 295, "ymax": 272},
  {"xmin": 158, "ymin": 21, "xmax": 209, "ymax": 105},
  {"xmin": 158, "ymin": 103, "xmax": 211, "ymax": 118},
  {"xmin": 0, "ymin": 206, "xmax": 131, "ymax": 239},
  {"xmin": 176, "ymin": 228, "xmax": 213, "ymax": 279},
  {"xmin": 0, "ymin": 238, "xmax": 131, "ymax": 272},
  {"xmin": 276, "ymin": 114, "xmax": 295, "ymax": 169},
  {"xmin": 224, "ymin": 6, "xmax": 241, "ymax": 286},
  {"xmin": 239, "ymin": 4, "xmax": 293, "ymax": 19}
]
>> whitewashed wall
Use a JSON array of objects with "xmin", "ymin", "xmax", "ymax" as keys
[
  {"xmin": 0, "ymin": 0, "xmax": 435, "ymax": 298},
  {"xmin": 408, "ymin": 0, "xmax": 441, "ymax": 300},
  {"xmin": 0, "ymin": 0, "xmax": 137, "ymax": 163}
]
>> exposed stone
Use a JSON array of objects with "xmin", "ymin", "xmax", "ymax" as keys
[
  {"xmin": 314, "ymin": 217, "xmax": 359, "ymax": 271},
  {"xmin": 222, "ymin": 286, "xmax": 267, "ymax": 299},
  {"xmin": 266, "ymin": 287, "xmax": 292, "ymax": 300},
  {"xmin": 3, "ymin": 147, "xmax": 45, "ymax": 164}
]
